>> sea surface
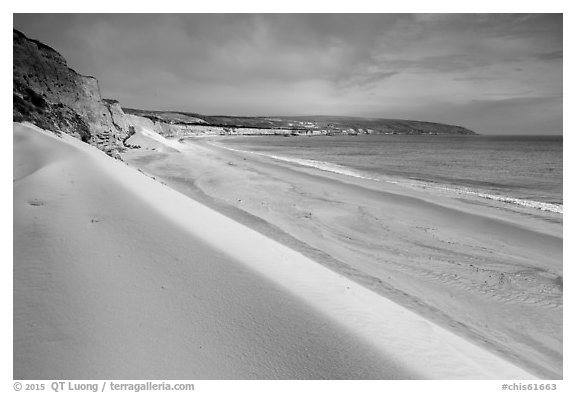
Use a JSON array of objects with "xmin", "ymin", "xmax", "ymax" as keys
[{"xmin": 215, "ymin": 134, "xmax": 563, "ymax": 213}]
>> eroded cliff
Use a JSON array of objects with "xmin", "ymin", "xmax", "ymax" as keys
[
  {"xmin": 13, "ymin": 29, "xmax": 130, "ymax": 156},
  {"xmin": 13, "ymin": 27, "xmax": 476, "ymax": 156}
]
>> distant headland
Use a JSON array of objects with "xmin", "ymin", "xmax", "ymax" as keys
[{"xmin": 13, "ymin": 28, "xmax": 476, "ymax": 159}]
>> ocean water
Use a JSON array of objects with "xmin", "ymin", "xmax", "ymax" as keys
[{"xmin": 216, "ymin": 134, "xmax": 563, "ymax": 214}]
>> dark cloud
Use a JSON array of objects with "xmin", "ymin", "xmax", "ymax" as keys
[
  {"xmin": 469, "ymin": 96, "xmax": 561, "ymax": 108},
  {"xmin": 387, "ymin": 54, "xmax": 483, "ymax": 74},
  {"xmin": 453, "ymin": 76, "xmax": 498, "ymax": 82},
  {"xmin": 13, "ymin": 13, "xmax": 562, "ymax": 134},
  {"xmin": 535, "ymin": 50, "xmax": 563, "ymax": 61},
  {"xmin": 481, "ymin": 90, "xmax": 535, "ymax": 97},
  {"xmin": 346, "ymin": 71, "xmax": 399, "ymax": 89}
]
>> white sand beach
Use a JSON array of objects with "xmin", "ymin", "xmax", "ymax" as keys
[
  {"xmin": 125, "ymin": 126, "xmax": 562, "ymax": 379},
  {"xmin": 13, "ymin": 122, "xmax": 542, "ymax": 380}
]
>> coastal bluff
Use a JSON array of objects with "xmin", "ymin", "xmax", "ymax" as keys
[
  {"xmin": 13, "ymin": 29, "xmax": 131, "ymax": 157},
  {"xmin": 13, "ymin": 28, "xmax": 476, "ymax": 159},
  {"xmin": 124, "ymin": 109, "xmax": 477, "ymax": 137}
]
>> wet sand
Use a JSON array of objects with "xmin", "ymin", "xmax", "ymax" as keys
[
  {"xmin": 123, "ymin": 132, "xmax": 562, "ymax": 379},
  {"xmin": 14, "ymin": 123, "xmax": 539, "ymax": 379}
]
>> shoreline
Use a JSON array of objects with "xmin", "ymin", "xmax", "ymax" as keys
[
  {"xmin": 122, "ymin": 129, "xmax": 562, "ymax": 378},
  {"xmin": 210, "ymin": 137, "xmax": 563, "ymax": 231},
  {"xmin": 13, "ymin": 123, "xmax": 557, "ymax": 379},
  {"xmin": 210, "ymin": 135, "xmax": 563, "ymax": 214}
]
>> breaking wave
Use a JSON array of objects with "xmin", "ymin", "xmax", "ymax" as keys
[{"xmin": 211, "ymin": 142, "xmax": 563, "ymax": 214}]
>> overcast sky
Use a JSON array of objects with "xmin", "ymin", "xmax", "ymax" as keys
[{"xmin": 14, "ymin": 14, "xmax": 562, "ymax": 134}]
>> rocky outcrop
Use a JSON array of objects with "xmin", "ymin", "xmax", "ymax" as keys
[
  {"xmin": 13, "ymin": 29, "xmax": 130, "ymax": 156},
  {"xmin": 123, "ymin": 115, "xmax": 304, "ymax": 138},
  {"xmin": 13, "ymin": 27, "xmax": 476, "ymax": 154},
  {"xmin": 124, "ymin": 108, "xmax": 477, "ymax": 136},
  {"xmin": 123, "ymin": 114, "xmax": 212, "ymax": 138},
  {"xmin": 123, "ymin": 114, "xmax": 159, "ymax": 134}
]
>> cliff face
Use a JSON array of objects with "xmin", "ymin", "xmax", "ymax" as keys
[
  {"xmin": 125, "ymin": 108, "xmax": 477, "ymax": 136},
  {"xmin": 122, "ymin": 114, "xmax": 216, "ymax": 138},
  {"xmin": 13, "ymin": 28, "xmax": 476, "ymax": 152},
  {"xmin": 13, "ymin": 29, "xmax": 130, "ymax": 156}
]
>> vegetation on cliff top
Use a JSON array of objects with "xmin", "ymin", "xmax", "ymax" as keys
[
  {"xmin": 123, "ymin": 108, "xmax": 477, "ymax": 135},
  {"xmin": 14, "ymin": 27, "xmax": 476, "ymax": 139}
]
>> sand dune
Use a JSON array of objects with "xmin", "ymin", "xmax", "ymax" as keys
[
  {"xmin": 123, "ymin": 128, "xmax": 562, "ymax": 379},
  {"xmin": 14, "ymin": 123, "xmax": 536, "ymax": 379}
]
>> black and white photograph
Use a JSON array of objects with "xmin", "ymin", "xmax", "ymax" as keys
[{"xmin": 9, "ymin": 7, "xmax": 568, "ymax": 388}]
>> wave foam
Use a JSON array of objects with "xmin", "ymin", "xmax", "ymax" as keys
[{"xmin": 212, "ymin": 142, "xmax": 563, "ymax": 214}]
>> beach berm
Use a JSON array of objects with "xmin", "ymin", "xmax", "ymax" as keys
[{"xmin": 14, "ymin": 122, "xmax": 536, "ymax": 379}]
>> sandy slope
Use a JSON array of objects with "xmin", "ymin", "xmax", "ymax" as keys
[
  {"xmin": 14, "ymin": 123, "xmax": 536, "ymax": 379},
  {"xmin": 122, "ymin": 129, "xmax": 562, "ymax": 379}
]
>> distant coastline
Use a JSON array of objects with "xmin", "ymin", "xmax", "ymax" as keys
[
  {"xmin": 120, "ymin": 125, "xmax": 562, "ymax": 378},
  {"xmin": 123, "ymin": 107, "xmax": 477, "ymax": 137},
  {"xmin": 13, "ymin": 14, "xmax": 563, "ymax": 381}
]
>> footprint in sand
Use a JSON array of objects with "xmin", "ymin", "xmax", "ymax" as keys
[
  {"xmin": 27, "ymin": 198, "xmax": 45, "ymax": 207},
  {"xmin": 90, "ymin": 216, "xmax": 103, "ymax": 224}
]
